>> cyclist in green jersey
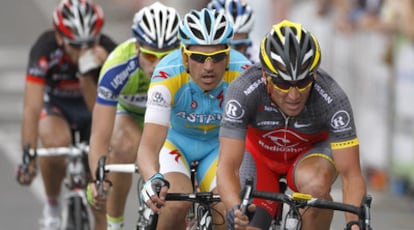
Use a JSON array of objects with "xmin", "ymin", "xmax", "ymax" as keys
[{"xmin": 87, "ymin": 2, "xmax": 181, "ymax": 229}]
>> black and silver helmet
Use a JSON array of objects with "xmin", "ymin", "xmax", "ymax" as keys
[{"xmin": 260, "ymin": 20, "xmax": 321, "ymax": 81}]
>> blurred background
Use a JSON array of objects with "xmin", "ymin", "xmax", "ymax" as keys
[{"xmin": 1, "ymin": 0, "xmax": 414, "ymax": 229}]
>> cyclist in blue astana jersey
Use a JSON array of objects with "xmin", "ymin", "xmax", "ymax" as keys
[
  {"xmin": 218, "ymin": 20, "xmax": 367, "ymax": 230},
  {"xmin": 207, "ymin": 0, "xmax": 258, "ymax": 63},
  {"xmin": 87, "ymin": 2, "xmax": 181, "ymax": 230},
  {"xmin": 137, "ymin": 8, "xmax": 251, "ymax": 229},
  {"xmin": 17, "ymin": 1, "xmax": 117, "ymax": 229}
]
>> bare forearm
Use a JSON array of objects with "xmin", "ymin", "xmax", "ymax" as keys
[
  {"xmin": 217, "ymin": 166, "xmax": 242, "ymax": 210},
  {"xmin": 21, "ymin": 107, "xmax": 40, "ymax": 148},
  {"xmin": 342, "ymin": 175, "xmax": 367, "ymax": 221},
  {"xmin": 89, "ymin": 133, "xmax": 111, "ymax": 179},
  {"xmin": 137, "ymin": 146, "xmax": 161, "ymax": 181},
  {"xmin": 137, "ymin": 123, "xmax": 168, "ymax": 180},
  {"xmin": 217, "ymin": 137, "xmax": 246, "ymax": 210},
  {"xmin": 21, "ymin": 83, "xmax": 43, "ymax": 148},
  {"xmin": 78, "ymin": 75, "xmax": 98, "ymax": 112},
  {"xmin": 88, "ymin": 104, "xmax": 115, "ymax": 178}
]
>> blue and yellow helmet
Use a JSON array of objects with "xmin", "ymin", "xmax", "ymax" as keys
[{"xmin": 178, "ymin": 8, "xmax": 234, "ymax": 46}]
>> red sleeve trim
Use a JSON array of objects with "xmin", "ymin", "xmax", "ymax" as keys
[{"xmin": 26, "ymin": 75, "xmax": 46, "ymax": 84}]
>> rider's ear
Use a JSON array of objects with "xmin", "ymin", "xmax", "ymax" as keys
[
  {"xmin": 311, "ymin": 71, "xmax": 317, "ymax": 80},
  {"xmin": 261, "ymin": 71, "xmax": 268, "ymax": 85}
]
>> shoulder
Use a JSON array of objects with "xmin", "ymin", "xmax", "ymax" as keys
[
  {"xmin": 228, "ymin": 64, "xmax": 264, "ymax": 96},
  {"xmin": 312, "ymin": 69, "xmax": 349, "ymax": 103},
  {"xmin": 228, "ymin": 49, "xmax": 252, "ymax": 71},
  {"xmin": 30, "ymin": 30, "xmax": 58, "ymax": 54},
  {"xmin": 152, "ymin": 49, "xmax": 185, "ymax": 82},
  {"xmin": 104, "ymin": 39, "xmax": 137, "ymax": 64},
  {"xmin": 99, "ymin": 33, "xmax": 118, "ymax": 51},
  {"xmin": 100, "ymin": 39, "xmax": 140, "ymax": 79},
  {"xmin": 308, "ymin": 69, "xmax": 355, "ymax": 128}
]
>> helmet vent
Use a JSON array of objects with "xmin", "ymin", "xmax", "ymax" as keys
[{"xmin": 205, "ymin": 11, "xmax": 212, "ymax": 35}]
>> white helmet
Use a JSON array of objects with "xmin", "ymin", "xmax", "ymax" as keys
[
  {"xmin": 131, "ymin": 2, "xmax": 181, "ymax": 49},
  {"xmin": 207, "ymin": 0, "xmax": 254, "ymax": 34},
  {"xmin": 53, "ymin": 0, "xmax": 104, "ymax": 44}
]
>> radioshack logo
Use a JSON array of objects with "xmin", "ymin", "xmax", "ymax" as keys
[
  {"xmin": 263, "ymin": 129, "xmax": 309, "ymax": 148},
  {"xmin": 331, "ymin": 110, "xmax": 350, "ymax": 130},
  {"xmin": 225, "ymin": 99, "xmax": 244, "ymax": 120}
]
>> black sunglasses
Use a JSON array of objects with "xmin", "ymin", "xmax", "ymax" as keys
[{"xmin": 64, "ymin": 37, "xmax": 98, "ymax": 50}]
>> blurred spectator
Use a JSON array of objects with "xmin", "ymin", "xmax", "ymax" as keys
[{"xmin": 378, "ymin": 0, "xmax": 414, "ymax": 194}]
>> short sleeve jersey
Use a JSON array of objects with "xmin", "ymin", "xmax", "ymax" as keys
[
  {"xmin": 220, "ymin": 64, "xmax": 358, "ymax": 168},
  {"xmin": 96, "ymin": 38, "xmax": 150, "ymax": 116},
  {"xmin": 26, "ymin": 30, "xmax": 117, "ymax": 103},
  {"xmin": 146, "ymin": 49, "xmax": 251, "ymax": 141}
]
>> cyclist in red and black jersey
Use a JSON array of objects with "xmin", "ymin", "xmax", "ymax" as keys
[
  {"xmin": 218, "ymin": 20, "xmax": 367, "ymax": 230},
  {"xmin": 17, "ymin": 0, "xmax": 116, "ymax": 229}
]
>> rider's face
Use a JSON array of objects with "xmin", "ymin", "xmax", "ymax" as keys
[
  {"xmin": 58, "ymin": 33, "xmax": 98, "ymax": 64},
  {"xmin": 183, "ymin": 44, "xmax": 229, "ymax": 92}
]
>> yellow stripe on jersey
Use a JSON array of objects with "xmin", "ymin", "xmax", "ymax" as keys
[
  {"xmin": 330, "ymin": 138, "xmax": 359, "ymax": 150},
  {"xmin": 150, "ymin": 73, "xmax": 190, "ymax": 105},
  {"xmin": 199, "ymin": 158, "xmax": 218, "ymax": 192}
]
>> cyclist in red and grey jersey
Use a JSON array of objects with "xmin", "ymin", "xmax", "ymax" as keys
[
  {"xmin": 17, "ymin": 0, "xmax": 116, "ymax": 229},
  {"xmin": 218, "ymin": 20, "xmax": 367, "ymax": 230}
]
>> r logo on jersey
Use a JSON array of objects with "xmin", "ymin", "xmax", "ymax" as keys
[
  {"xmin": 331, "ymin": 110, "xmax": 350, "ymax": 130},
  {"xmin": 225, "ymin": 99, "xmax": 244, "ymax": 120}
]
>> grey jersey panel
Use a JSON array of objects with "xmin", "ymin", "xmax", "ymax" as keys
[{"xmin": 220, "ymin": 63, "xmax": 357, "ymax": 143}]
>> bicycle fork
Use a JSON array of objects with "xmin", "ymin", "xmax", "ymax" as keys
[
  {"xmin": 186, "ymin": 161, "xmax": 199, "ymax": 229},
  {"xmin": 270, "ymin": 176, "xmax": 300, "ymax": 230}
]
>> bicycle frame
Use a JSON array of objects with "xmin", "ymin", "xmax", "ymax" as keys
[
  {"xmin": 240, "ymin": 177, "xmax": 373, "ymax": 230},
  {"xmin": 95, "ymin": 156, "xmax": 222, "ymax": 230},
  {"xmin": 20, "ymin": 142, "xmax": 92, "ymax": 230}
]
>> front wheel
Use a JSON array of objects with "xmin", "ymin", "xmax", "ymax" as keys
[
  {"xmin": 197, "ymin": 205, "xmax": 214, "ymax": 230},
  {"xmin": 64, "ymin": 195, "xmax": 90, "ymax": 230}
]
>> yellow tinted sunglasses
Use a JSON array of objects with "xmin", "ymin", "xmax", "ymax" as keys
[
  {"xmin": 139, "ymin": 46, "xmax": 174, "ymax": 62},
  {"xmin": 183, "ymin": 46, "xmax": 230, "ymax": 63},
  {"xmin": 266, "ymin": 72, "xmax": 314, "ymax": 93}
]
